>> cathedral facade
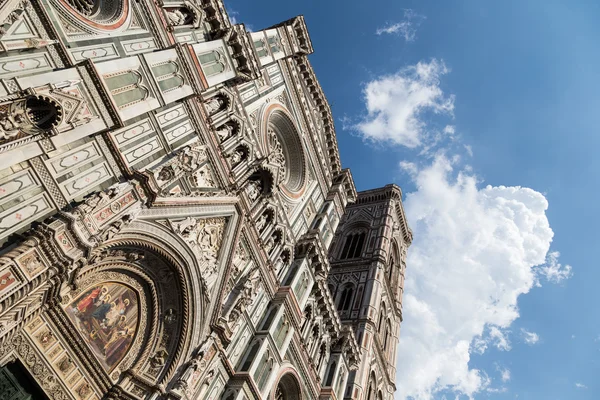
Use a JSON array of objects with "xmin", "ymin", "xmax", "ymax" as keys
[{"xmin": 0, "ymin": 1, "xmax": 411, "ymax": 399}]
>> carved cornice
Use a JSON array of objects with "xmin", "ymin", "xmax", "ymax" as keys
[{"xmin": 293, "ymin": 56, "xmax": 344, "ymax": 178}]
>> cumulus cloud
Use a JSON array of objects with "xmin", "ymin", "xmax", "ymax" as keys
[
  {"xmin": 350, "ymin": 59, "xmax": 454, "ymax": 148},
  {"xmin": 395, "ymin": 155, "xmax": 562, "ymax": 400},
  {"xmin": 376, "ymin": 9, "xmax": 426, "ymax": 41},
  {"xmin": 521, "ymin": 329, "xmax": 540, "ymax": 345},
  {"xmin": 575, "ymin": 383, "xmax": 588, "ymax": 389},
  {"xmin": 349, "ymin": 58, "xmax": 572, "ymax": 400}
]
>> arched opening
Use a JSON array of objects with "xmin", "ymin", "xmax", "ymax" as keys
[
  {"xmin": 274, "ymin": 372, "xmax": 302, "ymax": 400},
  {"xmin": 25, "ymin": 95, "xmax": 62, "ymax": 131},
  {"xmin": 0, "ymin": 360, "xmax": 49, "ymax": 399}
]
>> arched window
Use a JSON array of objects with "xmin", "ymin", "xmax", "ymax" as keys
[
  {"xmin": 325, "ymin": 360, "xmax": 336, "ymax": 386},
  {"xmin": 104, "ymin": 70, "xmax": 149, "ymax": 108},
  {"xmin": 274, "ymin": 316, "xmax": 289, "ymax": 348},
  {"xmin": 338, "ymin": 284, "xmax": 355, "ymax": 312},
  {"xmin": 198, "ymin": 50, "xmax": 227, "ymax": 77},
  {"xmin": 256, "ymin": 349, "xmax": 274, "ymax": 390},
  {"xmin": 366, "ymin": 372, "xmax": 377, "ymax": 400},
  {"xmin": 378, "ymin": 303, "xmax": 386, "ymax": 332},
  {"xmin": 340, "ymin": 231, "xmax": 366, "ymax": 259},
  {"xmin": 384, "ymin": 320, "xmax": 391, "ymax": 350},
  {"xmin": 274, "ymin": 373, "xmax": 302, "ymax": 400}
]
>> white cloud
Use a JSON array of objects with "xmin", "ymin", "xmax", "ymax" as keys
[
  {"xmin": 575, "ymin": 383, "xmax": 588, "ymax": 389},
  {"xmin": 228, "ymin": 10, "xmax": 239, "ymax": 25},
  {"xmin": 489, "ymin": 327, "xmax": 511, "ymax": 351},
  {"xmin": 376, "ymin": 9, "xmax": 426, "ymax": 41},
  {"xmin": 395, "ymin": 155, "xmax": 565, "ymax": 400},
  {"xmin": 464, "ymin": 145, "xmax": 473, "ymax": 157},
  {"xmin": 350, "ymin": 58, "xmax": 573, "ymax": 400},
  {"xmin": 521, "ymin": 329, "xmax": 540, "ymax": 345},
  {"xmin": 535, "ymin": 251, "xmax": 573, "ymax": 284},
  {"xmin": 350, "ymin": 59, "xmax": 454, "ymax": 148},
  {"xmin": 499, "ymin": 367, "xmax": 511, "ymax": 383},
  {"xmin": 443, "ymin": 125, "xmax": 455, "ymax": 135}
]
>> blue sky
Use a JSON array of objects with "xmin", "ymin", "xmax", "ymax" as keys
[{"xmin": 227, "ymin": 1, "xmax": 599, "ymax": 399}]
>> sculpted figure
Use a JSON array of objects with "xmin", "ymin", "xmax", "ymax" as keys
[
  {"xmin": 166, "ymin": 9, "xmax": 189, "ymax": 26},
  {"xmin": 215, "ymin": 124, "xmax": 233, "ymax": 142},
  {"xmin": 246, "ymin": 180, "xmax": 262, "ymax": 202},
  {"xmin": 256, "ymin": 212, "xmax": 269, "ymax": 233},
  {"xmin": 229, "ymin": 149, "xmax": 244, "ymax": 165},
  {"xmin": 205, "ymin": 97, "xmax": 224, "ymax": 115},
  {"xmin": 174, "ymin": 217, "xmax": 197, "ymax": 239}
]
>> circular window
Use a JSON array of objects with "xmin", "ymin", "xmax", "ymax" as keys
[
  {"xmin": 266, "ymin": 110, "xmax": 307, "ymax": 198},
  {"xmin": 58, "ymin": 0, "xmax": 129, "ymax": 30},
  {"xmin": 25, "ymin": 95, "xmax": 62, "ymax": 131}
]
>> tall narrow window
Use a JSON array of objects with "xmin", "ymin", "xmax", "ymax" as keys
[
  {"xmin": 338, "ymin": 284, "xmax": 354, "ymax": 311},
  {"xmin": 340, "ymin": 231, "xmax": 366, "ymax": 259},
  {"xmin": 336, "ymin": 366, "xmax": 346, "ymax": 399},
  {"xmin": 352, "ymin": 232, "xmax": 366, "ymax": 258},
  {"xmin": 325, "ymin": 360, "xmax": 336, "ymax": 386},
  {"xmin": 256, "ymin": 350, "xmax": 274, "ymax": 390}
]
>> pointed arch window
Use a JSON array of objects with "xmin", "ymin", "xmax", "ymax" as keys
[
  {"xmin": 340, "ymin": 230, "xmax": 366, "ymax": 260},
  {"xmin": 338, "ymin": 284, "xmax": 355, "ymax": 312}
]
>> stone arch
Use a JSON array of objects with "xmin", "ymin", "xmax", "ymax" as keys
[
  {"xmin": 259, "ymin": 103, "xmax": 308, "ymax": 200},
  {"xmin": 65, "ymin": 220, "xmax": 210, "ymax": 388},
  {"xmin": 337, "ymin": 221, "xmax": 369, "ymax": 260},
  {"xmin": 271, "ymin": 367, "xmax": 303, "ymax": 400}
]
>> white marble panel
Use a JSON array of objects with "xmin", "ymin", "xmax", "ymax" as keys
[
  {"xmin": 112, "ymin": 119, "xmax": 154, "ymax": 147},
  {"xmin": 155, "ymin": 103, "xmax": 187, "ymax": 127},
  {"xmin": 60, "ymin": 162, "xmax": 111, "ymax": 199},
  {"xmin": 0, "ymin": 193, "xmax": 53, "ymax": 237},
  {"xmin": 123, "ymin": 137, "xmax": 162, "ymax": 166},
  {"xmin": 0, "ymin": 169, "xmax": 37, "ymax": 204},
  {"xmin": 164, "ymin": 120, "xmax": 193, "ymax": 144},
  {"xmin": 46, "ymin": 141, "xmax": 102, "ymax": 177}
]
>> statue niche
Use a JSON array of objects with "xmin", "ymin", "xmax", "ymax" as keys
[
  {"xmin": 0, "ymin": 94, "xmax": 62, "ymax": 144},
  {"xmin": 164, "ymin": 1, "xmax": 201, "ymax": 28}
]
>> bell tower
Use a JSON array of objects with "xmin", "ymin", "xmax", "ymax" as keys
[{"xmin": 328, "ymin": 184, "xmax": 412, "ymax": 400}]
